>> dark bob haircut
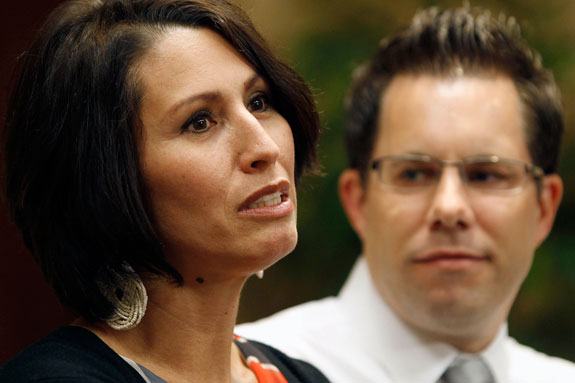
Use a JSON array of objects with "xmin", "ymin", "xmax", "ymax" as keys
[
  {"xmin": 345, "ymin": 5, "xmax": 563, "ymax": 183},
  {"xmin": 2, "ymin": 0, "xmax": 320, "ymax": 322}
]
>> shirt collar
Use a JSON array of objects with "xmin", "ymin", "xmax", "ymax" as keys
[
  {"xmin": 339, "ymin": 256, "xmax": 509, "ymax": 383},
  {"xmin": 482, "ymin": 323, "xmax": 509, "ymax": 383}
]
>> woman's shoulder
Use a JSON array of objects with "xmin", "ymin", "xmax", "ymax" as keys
[
  {"xmin": 235, "ymin": 336, "xmax": 331, "ymax": 383},
  {"xmin": 0, "ymin": 326, "xmax": 144, "ymax": 383}
]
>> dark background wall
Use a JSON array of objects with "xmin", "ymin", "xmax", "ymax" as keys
[
  {"xmin": 0, "ymin": 1, "xmax": 74, "ymax": 365},
  {"xmin": 1, "ymin": 0, "xmax": 573, "ymax": 366}
]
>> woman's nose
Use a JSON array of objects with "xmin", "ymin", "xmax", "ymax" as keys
[{"xmin": 236, "ymin": 111, "xmax": 281, "ymax": 174}]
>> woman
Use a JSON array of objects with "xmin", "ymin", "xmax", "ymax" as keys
[{"xmin": 0, "ymin": 0, "xmax": 328, "ymax": 382}]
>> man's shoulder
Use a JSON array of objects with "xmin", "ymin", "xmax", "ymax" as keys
[
  {"xmin": 238, "ymin": 296, "xmax": 342, "ymax": 335},
  {"xmin": 0, "ymin": 326, "xmax": 143, "ymax": 383},
  {"xmin": 236, "ymin": 296, "xmax": 346, "ymax": 356},
  {"xmin": 506, "ymin": 337, "xmax": 575, "ymax": 381},
  {"xmin": 237, "ymin": 296, "xmax": 367, "ymax": 382}
]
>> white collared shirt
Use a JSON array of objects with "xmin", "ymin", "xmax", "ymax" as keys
[{"xmin": 237, "ymin": 257, "xmax": 575, "ymax": 383}]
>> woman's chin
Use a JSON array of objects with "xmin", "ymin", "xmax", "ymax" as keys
[
  {"xmin": 241, "ymin": 227, "xmax": 298, "ymax": 270},
  {"xmin": 274, "ymin": 229, "xmax": 298, "ymax": 260},
  {"xmin": 163, "ymin": 223, "xmax": 298, "ymax": 280}
]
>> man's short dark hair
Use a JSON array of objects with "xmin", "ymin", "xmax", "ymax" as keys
[
  {"xmin": 345, "ymin": 5, "xmax": 563, "ymax": 183},
  {"xmin": 1, "ymin": 0, "xmax": 320, "ymax": 322}
]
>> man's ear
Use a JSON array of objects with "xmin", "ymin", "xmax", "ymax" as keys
[
  {"xmin": 535, "ymin": 174, "xmax": 563, "ymax": 247},
  {"xmin": 339, "ymin": 169, "xmax": 367, "ymax": 241}
]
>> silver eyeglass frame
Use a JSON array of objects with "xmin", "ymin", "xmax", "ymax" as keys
[{"xmin": 370, "ymin": 154, "xmax": 544, "ymax": 194}]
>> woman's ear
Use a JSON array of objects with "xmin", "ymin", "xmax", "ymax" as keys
[
  {"xmin": 535, "ymin": 174, "xmax": 563, "ymax": 247},
  {"xmin": 338, "ymin": 169, "xmax": 367, "ymax": 241}
]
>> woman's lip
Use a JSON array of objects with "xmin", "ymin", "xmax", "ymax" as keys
[
  {"xmin": 239, "ymin": 180, "xmax": 290, "ymax": 212},
  {"xmin": 238, "ymin": 198, "xmax": 294, "ymax": 218}
]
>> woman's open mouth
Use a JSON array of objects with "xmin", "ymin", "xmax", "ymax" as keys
[{"xmin": 239, "ymin": 180, "xmax": 294, "ymax": 217}]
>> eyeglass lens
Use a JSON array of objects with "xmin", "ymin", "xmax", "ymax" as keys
[{"xmin": 382, "ymin": 159, "xmax": 526, "ymax": 190}]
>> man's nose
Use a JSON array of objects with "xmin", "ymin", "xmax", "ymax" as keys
[
  {"xmin": 236, "ymin": 110, "xmax": 281, "ymax": 174},
  {"xmin": 426, "ymin": 166, "xmax": 473, "ymax": 231}
]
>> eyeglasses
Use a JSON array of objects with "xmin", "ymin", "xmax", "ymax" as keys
[{"xmin": 370, "ymin": 154, "xmax": 544, "ymax": 193}]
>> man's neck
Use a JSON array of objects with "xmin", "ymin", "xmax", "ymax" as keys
[{"xmin": 387, "ymin": 295, "xmax": 508, "ymax": 354}]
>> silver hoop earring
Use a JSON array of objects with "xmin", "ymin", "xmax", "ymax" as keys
[{"xmin": 99, "ymin": 264, "xmax": 148, "ymax": 330}]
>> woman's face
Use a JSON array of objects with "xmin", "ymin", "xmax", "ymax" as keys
[{"xmin": 137, "ymin": 27, "xmax": 297, "ymax": 279}]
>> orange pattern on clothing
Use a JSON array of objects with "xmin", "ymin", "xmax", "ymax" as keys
[
  {"xmin": 234, "ymin": 334, "xmax": 288, "ymax": 383},
  {"xmin": 247, "ymin": 356, "xmax": 288, "ymax": 383}
]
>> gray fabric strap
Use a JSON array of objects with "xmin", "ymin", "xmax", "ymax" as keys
[
  {"xmin": 439, "ymin": 355, "xmax": 495, "ymax": 383},
  {"xmin": 120, "ymin": 355, "xmax": 167, "ymax": 383}
]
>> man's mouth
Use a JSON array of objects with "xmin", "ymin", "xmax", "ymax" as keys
[{"xmin": 412, "ymin": 249, "xmax": 491, "ymax": 268}]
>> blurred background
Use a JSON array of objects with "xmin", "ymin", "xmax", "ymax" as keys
[
  {"xmin": 1, "ymin": 0, "xmax": 573, "ymax": 365},
  {"xmin": 235, "ymin": 0, "xmax": 575, "ymax": 362}
]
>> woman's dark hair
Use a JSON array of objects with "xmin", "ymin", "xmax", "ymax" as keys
[
  {"xmin": 345, "ymin": 6, "xmax": 563, "ymax": 183},
  {"xmin": 1, "ymin": 0, "xmax": 320, "ymax": 322}
]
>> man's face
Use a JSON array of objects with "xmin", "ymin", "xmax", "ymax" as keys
[{"xmin": 340, "ymin": 73, "xmax": 562, "ymax": 350}]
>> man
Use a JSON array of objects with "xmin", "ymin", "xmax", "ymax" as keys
[{"xmin": 237, "ymin": 5, "xmax": 575, "ymax": 383}]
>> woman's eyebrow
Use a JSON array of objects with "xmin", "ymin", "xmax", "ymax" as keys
[
  {"xmin": 168, "ymin": 92, "xmax": 223, "ymax": 116},
  {"xmin": 161, "ymin": 73, "xmax": 262, "ymax": 122},
  {"xmin": 244, "ymin": 73, "xmax": 262, "ymax": 91}
]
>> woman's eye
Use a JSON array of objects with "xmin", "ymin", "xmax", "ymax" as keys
[
  {"xmin": 248, "ymin": 92, "xmax": 270, "ymax": 113},
  {"xmin": 183, "ymin": 111, "xmax": 216, "ymax": 134}
]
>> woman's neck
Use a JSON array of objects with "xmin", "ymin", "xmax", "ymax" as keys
[{"xmin": 78, "ymin": 275, "xmax": 255, "ymax": 383}]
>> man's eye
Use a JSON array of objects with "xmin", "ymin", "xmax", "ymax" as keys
[
  {"xmin": 466, "ymin": 164, "xmax": 511, "ymax": 183},
  {"xmin": 248, "ymin": 92, "xmax": 270, "ymax": 113},
  {"xmin": 401, "ymin": 169, "xmax": 426, "ymax": 181},
  {"xmin": 183, "ymin": 111, "xmax": 216, "ymax": 134},
  {"xmin": 467, "ymin": 170, "xmax": 511, "ymax": 185},
  {"xmin": 399, "ymin": 168, "xmax": 436, "ymax": 183},
  {"xmin": 468, "ymin": 171, "xmax": 496, "ymax": 182},
  {"xmin": 390, "ymin": 163, "xmax": 438, "ymax": 187}
]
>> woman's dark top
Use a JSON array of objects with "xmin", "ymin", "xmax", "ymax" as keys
[{"xmin": 0, "ymin": 326, "xmax": 329, "ymax": 383}]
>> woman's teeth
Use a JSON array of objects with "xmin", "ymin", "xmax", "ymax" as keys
[{"xmin": 248, "ymin": 191, "xmax": 283, "ymax": 209}]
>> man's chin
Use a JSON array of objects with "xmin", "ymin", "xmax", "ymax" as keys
[{"xmin": 401, "ymin": 285, "xmax": 497, "ymax": 325}]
